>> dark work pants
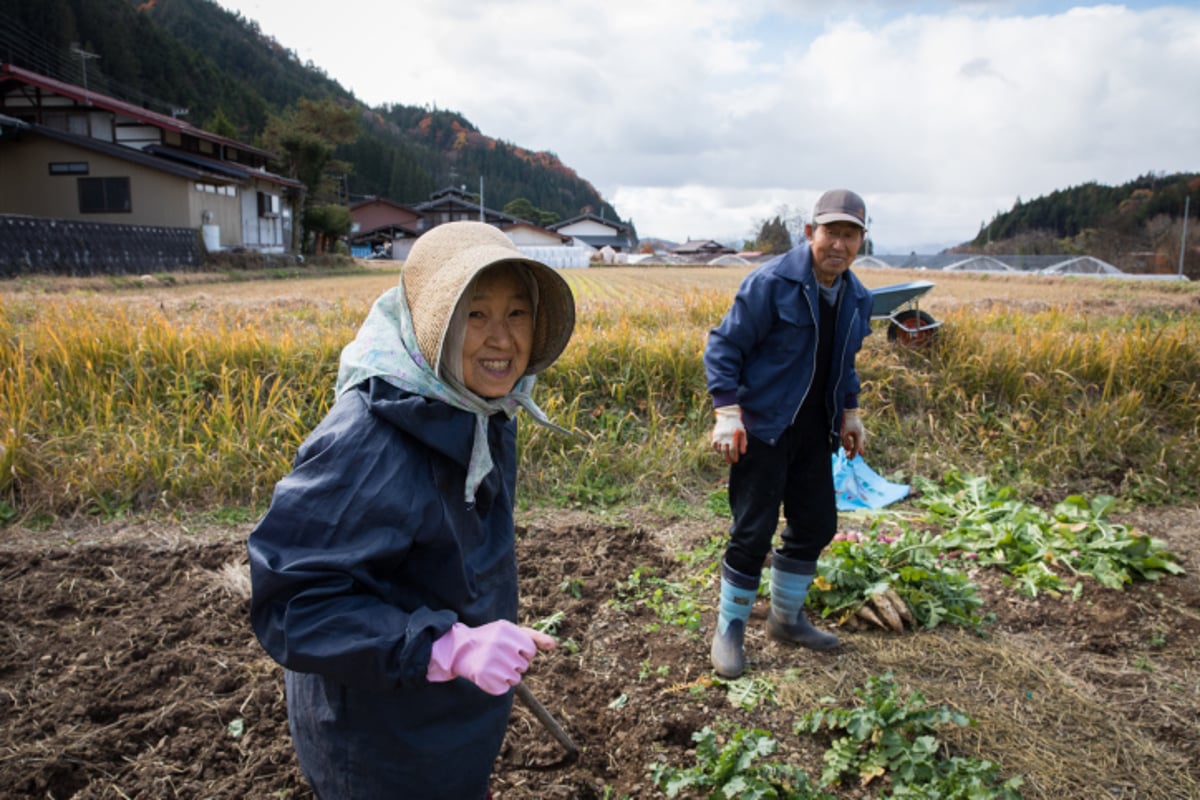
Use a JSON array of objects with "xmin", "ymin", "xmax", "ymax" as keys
[{"xmin": 724, "ymin": 406, "xmax": 837, "ymax": 577}]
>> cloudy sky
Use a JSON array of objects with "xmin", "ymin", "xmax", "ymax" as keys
[{"xmin": 214, "ymin": 0, "xmax": 1197, "ymax": 252}]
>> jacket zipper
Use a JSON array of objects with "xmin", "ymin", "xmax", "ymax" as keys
[
  {"xmin": 828, "ymin": 306, "xmax": 860, "ymax": 431},
  {"xmin": 787, "ymin": 279, "xmax": 820, "ymax": 432}
]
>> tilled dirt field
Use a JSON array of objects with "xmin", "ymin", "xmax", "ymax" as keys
[{"xmin": 1, "ymin": 505, "xmax": 1197, "ymax": 799}]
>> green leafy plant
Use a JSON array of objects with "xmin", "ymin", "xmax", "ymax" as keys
[
  {"xmin": 811, "ymin": 471, "xmax": 1185, "ymax": 635},
  {"xmin": 677, "ymin": 533, "xmax": 726, "ymax": 573},
  {"xmin": 638, "ymin": 659, "xmax": 670, "ymax": 680},
  {"xmin": 531, "ymin": 610, "xmax": 566, "ymax": 636},
  {"xmin": 809, "ymin": 522, "xmax": 985, "ymax": 631},
  {"xmin": 914, "ymin": 469, "xmax": 1184, "ymax": 596},
  {"xmin": 705, "ymin": 489, "xmax": 732, "ymax": 517},
  {"xmin": 796, "ymin": 673, "xmax": 1024, "ymax": 798},
  {"xmin": 559, "ymin": 576, "xmax": 585, "ymax": 598},
  {"xmin": 713, "ymin": 676, "xmax": 778, "ymax": 711},
  {"xmin": 649, "ymin": 724, "xmax": 834, "ymax": 800},
  {"xmin": 612, "ymin": 565, "xmax": 707, "ymax": 633}
]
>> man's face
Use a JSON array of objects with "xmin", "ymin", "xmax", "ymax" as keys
[
  {"xmin": 806, "ymin": 222, "xmax": 864, "ymax": 287},
  {"xmin": 461, "ymin": 266, "xmax": 534, "ymax": 398}
]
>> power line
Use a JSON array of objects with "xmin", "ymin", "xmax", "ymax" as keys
[{"xmin": 0, "ymin": 17, "xmax": 185, "ymax": 117}]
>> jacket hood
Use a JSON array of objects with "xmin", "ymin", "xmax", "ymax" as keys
[{"xmin": 359, "ymin": 378, "xmax": 478, "ymax": 468}]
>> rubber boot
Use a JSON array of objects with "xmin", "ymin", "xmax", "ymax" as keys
[
  {"xmin": 710, "ymin": 561, "xmax": 760, "ymax": 678},
  {"xmin": 766, "ymin": 551, "xmax": 839, "ymax": 650}
]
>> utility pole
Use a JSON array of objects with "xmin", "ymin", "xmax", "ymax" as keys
[
  {"xmin": 479, "ymin": 176, "xmax": 485, "ymax": 222},
  {"xmin": 1179, "ymin": 195, "xmax": 1190, "ymax": 278}
]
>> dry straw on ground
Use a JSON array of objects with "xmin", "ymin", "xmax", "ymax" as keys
[{"xmin": 776, "ymin": 628, "xmax": 1198, "ymax": 800}]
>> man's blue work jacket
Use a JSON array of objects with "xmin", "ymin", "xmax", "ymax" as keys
[
  {"xmin": 248, "ymin": 377, "xmax": 518, "ymax": 799},
  {"xmin": 704, "ymin": 243, "xmax": 874, "ymax": 446}
]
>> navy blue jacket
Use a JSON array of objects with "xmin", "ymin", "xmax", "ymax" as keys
[
  {"xmin": 248, "ymin": 377, "xmax": 518, "ymax": 799},
  {"xmin": 704, "ymin": 244, "xmax": 874, "ymax": 445}
]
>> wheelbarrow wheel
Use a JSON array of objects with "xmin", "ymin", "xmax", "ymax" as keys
[{"xmin": 887, "ymin": 309, "xmax": 938, "ymax": 347}]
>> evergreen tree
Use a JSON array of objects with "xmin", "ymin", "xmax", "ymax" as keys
[
  {"xmin": 205, "ymin": 107, "xmax": 238, "ymax": 139},
  {"xmin": 2, "ymin": 0, "xmax": 627, "ymax": 235},
  {"xmin": 755, "ymin": 216, "xmax": 792, "ymax": 254},
  {"xmin": 304, "ymin": 204, "xmax": 352, "ymax": 254}
]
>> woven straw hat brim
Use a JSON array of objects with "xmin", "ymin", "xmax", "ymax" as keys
[
  {"xmin": 402, "ymin": 230, "xmax": 575, "ymax": 376},
  {"xmin": 522, "ymin": 259, "xmax": 575, "ymax": 375}
]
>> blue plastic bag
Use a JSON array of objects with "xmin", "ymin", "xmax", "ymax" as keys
[{"xmin": 832, "ymin": 448, "xmax": 909, "ymax": 511}]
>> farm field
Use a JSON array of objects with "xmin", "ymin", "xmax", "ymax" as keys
[{"xmin": 1, "ymin": 264, "xmax": 1198, "ymax": 799}]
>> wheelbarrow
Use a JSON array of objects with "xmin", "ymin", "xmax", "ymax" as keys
[{"xmin": 869, "ymin": 279, "xmax": 941, "ymax": 346}]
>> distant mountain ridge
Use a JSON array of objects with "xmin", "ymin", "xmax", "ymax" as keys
[
  {"xmin": 0, "ymin": 0, "xmax": 623, "ymax": 225},
  {"xmin": 959, "ymin": 172, "xmax": 1198, "ymax": 273}
]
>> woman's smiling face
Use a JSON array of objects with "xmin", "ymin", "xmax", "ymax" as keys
[{"xmin": 461, "ymin": 265, "xmax": 534, "ymax": 398}]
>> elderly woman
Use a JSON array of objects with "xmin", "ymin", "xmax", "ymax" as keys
[{"xmin": 248, "ymin": 221, "xmax": 576, "ymax": 799}]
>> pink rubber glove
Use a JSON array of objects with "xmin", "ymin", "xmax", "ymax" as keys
[{"xmin": 426, "ymin": 620, "xmax": 556, "ymax": 696}]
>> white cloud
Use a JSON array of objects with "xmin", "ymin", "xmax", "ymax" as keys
[{"xmin": 215, "ymin": 1, "xmax": 1200, "ymax": 251}]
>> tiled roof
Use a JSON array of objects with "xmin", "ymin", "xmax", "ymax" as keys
[
  {"xmin": 549, "ymin": 213, "xmax": 632, "ymax": 234},
  {"xmin": 18, "ymin": 123, "xmax": 211, "ymax": 181},
  {"xmin": 0, "ymin": 63, "xmax": 276, "ymax": 160}
]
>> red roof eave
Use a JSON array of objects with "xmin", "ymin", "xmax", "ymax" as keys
[{"xmin": 0, "ymin": 63, "xmax": 279, "ymax": 161}]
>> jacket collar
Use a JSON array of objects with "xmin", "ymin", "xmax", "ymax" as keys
[{"xmin": 776, "ymin": 243, "xmax": 864, "ymax": 303}]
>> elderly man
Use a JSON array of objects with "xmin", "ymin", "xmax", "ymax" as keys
[{"xmin": 703, "ymin": 189, "xmax": 875, "ymax": 678}]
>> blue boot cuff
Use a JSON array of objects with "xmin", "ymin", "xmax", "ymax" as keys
[
  {"xmin": 771, "ymin": 551, "xmax": 817, "ymax": 576},
  {"xmin": 717, "ymin": 564, "xmax": 760, "ymax": 635},
  {"xmin": 721, "ymin": 560, "xmax": 761, "ymax": 590}
]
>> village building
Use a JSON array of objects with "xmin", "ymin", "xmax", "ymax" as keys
[
  {"xmin": 0, "ymin": 62, "xmax": 301, "ymax": 273},
  {"xmin": 0, "ymin": 59, "xmax": 649, "ymax": 275},
  {"xmin": 670, "ymin": 239, "xmax": 737, "ymax": 258},
  {"xmin": 412, "ymin": 186, "xmax": 520, "ymax": 230},
  {"xmin": 347, "ymin": 196, "xmax": 422, "ymax": 256},
  {"xmin": 354, "ymin": 187, "xmax": 597, "ymax": 266},
  {"xmin": 501, "ymin": 220, "xmax": 588, "ymax": 268},
  {"xmin": 549, "ymin": 212, "xmax": 637, "ymax": 253}
]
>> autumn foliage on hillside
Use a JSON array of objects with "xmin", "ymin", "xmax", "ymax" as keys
[{"xmin": 9, "ymin": 0, "xmax": 622, "ymax": 225}]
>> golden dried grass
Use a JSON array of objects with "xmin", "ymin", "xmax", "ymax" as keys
[
  {"xmin": 774, "ymin": 627, "xmax": 1200, "ymax": 800},
  {"xmin": 2, "ymin": 266, "xmax": 1199, "ymax": 518}
]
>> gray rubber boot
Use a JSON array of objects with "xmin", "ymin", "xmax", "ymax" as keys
[
  {"xmin": 710, "ymin": 561, "xmax": 760, "ymax": 678},
  {"xmin": 766, "ymin": 551, "xmax": 839, "ymax": 650}
]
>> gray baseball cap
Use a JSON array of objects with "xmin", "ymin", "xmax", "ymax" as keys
[{"xmin": 813, "ymin": 189, "xmax": 867, "ymax": 229}]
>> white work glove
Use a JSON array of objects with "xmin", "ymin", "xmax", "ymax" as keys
[
  {"xmin": 711, "ymin": 404, "xmax": 747, "ymax": 464},
  {"xmin": 840, "ymin": 408, "xmax": 866, "ymax": 459}
]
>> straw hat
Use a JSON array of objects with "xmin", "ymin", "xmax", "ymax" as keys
[{"xmin": 401, "ymin": 221, "xmax": 576, "ymax": 376}]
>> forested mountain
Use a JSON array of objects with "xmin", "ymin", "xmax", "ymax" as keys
[
  {"xmin": 0, "ymin": 0, "xmax": 622, "ymax": 224},
  {"xmin": 962, "ymin": 172, "xmax": 1199, "ymax": 272}
]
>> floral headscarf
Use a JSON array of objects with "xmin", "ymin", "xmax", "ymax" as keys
[{"xmin": 336, "ymin": 278, "xmax": 567, "ymax": 505}]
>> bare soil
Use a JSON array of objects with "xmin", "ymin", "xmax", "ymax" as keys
[{"xmin": 1, "ymin": 504, "xmax": 1196, "ymax": 800}]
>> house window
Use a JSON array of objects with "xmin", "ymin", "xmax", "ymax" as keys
[
  {"xmin": 256, "ymin": 191, "xmax": 280, "ymax": 218},
  {"xmin": 50, "ymin": 162, "xmax": 89, "ymax": 175},
  {"xmin": 196, "ymin": 182, "xmax": 238, "ymax": 197},
  {"xmin": 78, "ymin": 177, "xmax": 132, "ymax": 214}
]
